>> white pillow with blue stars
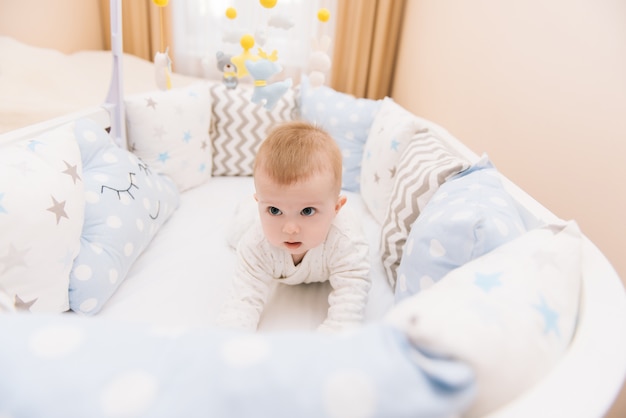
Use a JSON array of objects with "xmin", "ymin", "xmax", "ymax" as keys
[
  {"xmin": 0, "ymin": 122, "xmax": 85, "ymax": 313},
  {"xmin": 69, "ymin": 118, "xmax": 179, "ymax": 315},
  {"xmin": 395, "ymin": 155, "xmax": 527, "ymax": 302},
  {"xmin": 386, "ymin": 220, "xmax": 582, "ymax": 417},
  {"xmin": 299, "ymin": 75, "xmax": 382, "ymax": 192},
  {"xmin": 125, "ymin": 82, "xmax": 212, "ymax": 192},
  {"xmin": 360, "ymin": 97, "xmax": 427, "ymax": 224}
]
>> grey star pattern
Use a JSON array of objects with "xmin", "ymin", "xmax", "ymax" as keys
[
  {"xmin": 62, "ymin": 160, "xmax": 81, "ymax": 184},
  {"xmin": 14, "ymin": 294, "xmax": 37, "ymax": 312},
  {"xmin": 154, "ymin": 125, "xmax": 166, "ymax": 139},
  {"xmin": 0, "ymin": 244, "xmax": 29, "ymax": 274},
  {"xmin": 47, "ymin": 196, "xmax": 68, "ymax": 224},
  {"xmin": 145, "ymin": 97, "xmax": 157, "ymax": 109}
]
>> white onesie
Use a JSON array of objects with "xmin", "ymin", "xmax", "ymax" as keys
[{"xmin": 217, "ymin": 208, "xmax": 371, "ymax": 332}]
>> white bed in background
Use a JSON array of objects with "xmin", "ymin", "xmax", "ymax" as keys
[
  {"xmin": 0, "ymin": 35, "xmax": 203, "ymax": 135},
  {"xmin": 1, "ymin": 6, "xmax": 626, "ymax": 418}
]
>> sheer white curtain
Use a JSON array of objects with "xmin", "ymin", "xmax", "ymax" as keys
[{"xmin": 171, "ymin": 0, "xmax": 337, "ymax": 84}]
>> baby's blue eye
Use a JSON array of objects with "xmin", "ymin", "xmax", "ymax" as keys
[
  {"xmin": 268, "ymin": 206, "xmax": 282, "ymax": 216},
  {"xmin": 300, "ymin": 207, "xmax": 316, "ymax": 216}
]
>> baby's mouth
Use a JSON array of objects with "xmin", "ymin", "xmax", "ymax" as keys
[{"xmin": 284, "ymin": 242, "xmax": 302, "ymax": 250}]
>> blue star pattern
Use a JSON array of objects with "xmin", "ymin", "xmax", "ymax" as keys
[
  {"xmin": 390, "ymin": 138, "xmax": 400, "ymax": 151},
  {"xmin": 533, "ymin": 294, "xmax": 560, "ymax": 337},
  {"xmin": 474, "ymin": 272, "xmax": 502, "ymax": 292},
  {"xmin": 0, "ymin": 192, "xmax": 6, "ymax": 214},
  {"xmin": 183, "ymin": 130, "xmax": 192, "ymax": 143},
  {"xmin": 158, "ymin": 152, "xmax": 170, "ymax": 163},
  {"xmin": 27, "ymin": 139, "xmax": 43, "ymax": 151}
]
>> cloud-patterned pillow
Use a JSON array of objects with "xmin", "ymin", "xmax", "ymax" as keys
[
  {"xmin": 0, "ymin": 122, "xmax": 85, "ymax": 312},
  {"xmin": 386, "ymin": 220, "xmax": 582, "ymax": 416},
  {"xmin": 209, "ymin": 80, "xmax": 298, "ymax": 176},
  {"xmin": 360, "ymin": 97, "xmax": 427, "ymax": 224},
  {"xmin": 69, "ymin": 118, "xmax": 179, "ymax": 315},
  {"xmin": 395, "ymin": 155, "xmax": 527, "ymax": 302},
  {"xmin": 299, "ymin": 75, "xmax": 382, "ymax": 192},
  {"xmin": 125, "ymin": 82, "xmax": 213, "ymax": 192}
]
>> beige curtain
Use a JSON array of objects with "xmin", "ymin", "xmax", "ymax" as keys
[
  {"xmin": 331, "ymin": 0, "xmax": 406, "ymax": 99},
  {"xmin": 101, "ymin": 0, "xmax": 173, "ymax": 64}
]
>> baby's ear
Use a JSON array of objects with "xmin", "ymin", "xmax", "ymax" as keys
[{"xmin": 335, "ymin": 195, "xmax": 347, "ymax": 213}]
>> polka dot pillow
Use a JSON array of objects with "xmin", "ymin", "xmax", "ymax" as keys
[
  {"xmin": 380, "ymin": 131, "xmax": 471, "ymax": 287},
  {"xmin": 299, "ymin": 75, "xmax": 382, "ymax": 192},
  {"xmin": 69, "ymin": 118, "xmax": 179, "ymax": 315},
  {"xmin": 0, "ymin": 314, "xmax": 475, "ymax": 417},
  {"xmin": 395, "ymin": 155, "xmax": 527, "ymax": 302}
]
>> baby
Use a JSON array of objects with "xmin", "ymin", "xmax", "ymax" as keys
[{"xmin": 217, "ymin": 121, "xmax": 371, "ymax": 332}]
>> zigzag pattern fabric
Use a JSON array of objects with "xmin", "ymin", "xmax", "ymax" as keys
[
  {"xmin": 209, "ymin": 82, "xmax": 298, "ymax": 176},
  {"xmin": 381, "ymin": 132, "xmax": 470, "ymax": 287}
]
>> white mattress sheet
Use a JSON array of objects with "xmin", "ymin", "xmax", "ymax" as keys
[{"xmin": 98, "ymin": 176, "xmax": 395, "ymax": 331}]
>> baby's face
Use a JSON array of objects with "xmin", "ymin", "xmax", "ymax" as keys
[{"xmin": 254, "ymin": 170, "xmax": 345, "ymax": 264}]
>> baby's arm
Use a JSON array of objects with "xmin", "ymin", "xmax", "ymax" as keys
[
  {"xmin": 320, "ymin": 226, "xmax": 372, "ymax": 332},
  {"xmin": 216, "ymin": 230, "xmax": 273, "ymax": 331}
]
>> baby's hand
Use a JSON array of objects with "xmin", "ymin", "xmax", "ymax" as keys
[
  {"xmin": 317, "ymin": 321, "xmax": 360, "ymax": 334},
  {"xmin": 317, "ymin": 323, "xmax": 337, "ymax": 333}
]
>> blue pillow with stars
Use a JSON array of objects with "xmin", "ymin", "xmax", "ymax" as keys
[
  {"xmin": 299, "ymin": 75, "xmax": 382, "ymax": 192},
  {"xmin": 69, "ymin": 118, "xmax": 180, "ymax": 315},
  {"xmin": 395, "ymin": 155, "xmax": 526, "ymax": 302}
]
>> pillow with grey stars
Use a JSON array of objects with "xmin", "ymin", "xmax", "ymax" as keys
[{"xmin": 0, "ymin": 122, "xmax": 85, "ymax": 312}]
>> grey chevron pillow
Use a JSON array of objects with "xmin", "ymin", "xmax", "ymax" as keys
[
  {"xmin": 209, "ymin": 81, "xmax": 298, "ymax": 176},
  {"xmin": 381, "ymin": 131, "xmax": 470, "ymax": 287}
]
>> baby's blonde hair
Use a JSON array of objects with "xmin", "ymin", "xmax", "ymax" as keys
[{"xmin": 254, "ymin": 121, "xmax": 343, "ymax": 193}]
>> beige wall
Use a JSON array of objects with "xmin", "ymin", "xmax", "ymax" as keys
[
  {"xmin": 393, "ymin": 0, "xmax": 626, "ymax": 282},
  {"xmin": 392, "ymin": 1, "xmax": 626, "ymax": 416},
  {"xmin": 0, "ymin": 0, "xmax": 104, "ymax": 52}
]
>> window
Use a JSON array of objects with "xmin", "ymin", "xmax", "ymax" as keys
[{"xmin": 171, "ymin": 0, "xmax": 337, "ymax": 83}]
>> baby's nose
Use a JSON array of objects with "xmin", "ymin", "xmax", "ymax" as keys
[{"xmin": 282, "ymin": 222, "xmax": 299, "ymax": 235}]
